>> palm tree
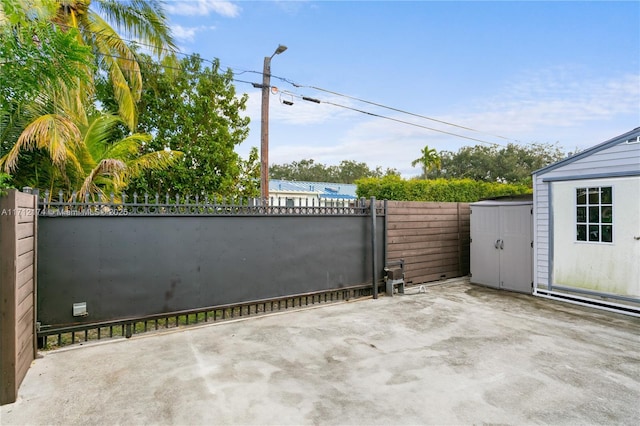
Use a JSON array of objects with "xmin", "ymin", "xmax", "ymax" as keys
[
  {"xmin": 0, "ymin": 113, "xmax": 181, "ymax": 199},
  {"xmin": 411, "ymin": 145, "xmax": 442, "ymax": 177},
  {"xmin": 73, "ymin": 114, "xmax": 181, "ymax": 199},
  {"xmin": 1, "ymin": 0, "xmax": 95, "ymax": 157},
  {"xmin": 51, "ymin": 0, "xmax": 175, "ymax": 130},
  {"xmin": 0, "ymin": 112, "xmax": 84, "ymax": 192},
  {"xmin": 0, "ymin": 0, "xmax": 178, "ymax": 197}
]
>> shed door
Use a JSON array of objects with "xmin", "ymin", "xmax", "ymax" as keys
[
  {"xmin": 499, "ymin": 205, "xmax": 533, "ymax": 293},
  {"xmin": 470, "ymin": 206, "xmax": 500, "ymax": 288}
]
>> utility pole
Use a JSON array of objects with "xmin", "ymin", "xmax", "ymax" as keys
[{"xmin": 260, "ymin": 44, "xmax": 287, "ymax": 202}]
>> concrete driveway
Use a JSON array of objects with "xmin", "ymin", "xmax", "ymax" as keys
[{"xmin": 2, "ymin": 279, "xmax": 639, "ymax": 425}]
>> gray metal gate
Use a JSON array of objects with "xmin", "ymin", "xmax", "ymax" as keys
[{"xmin": 36, "ymin": 193, "xmax": 385, "ymax": 333}]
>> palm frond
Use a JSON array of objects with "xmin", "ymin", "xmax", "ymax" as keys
[
  {"xmin": 78, "ymin": 158, "xmax": 127, "ymax": 200},
  {"xmin": 1, "ymin": 114, "xmax": 81, "ymax": 173},
  {"xmin": 85, "ymin": 10, "xmax": 143, "ymax": 93},
  {"xmin": 82, "ymin": 114, "xmax": 123, "ymax": 160},
  {"xmin": 102, "ymin": 133, "xmax": 151, "ymax": 161},
  {"xmin": 100, "ymin": 55, "xmax": 138, "ymax": 130},
  {"xmin": 94, "ymin": 0, "xmax": 176, "ymax": 57},
  {"xmin": 124, "ymin": 150, "xmax": 182, "ymax": 183},
  {"xmin": 79, "ymin": 12, "xmax": 139, "ymax": 130}
]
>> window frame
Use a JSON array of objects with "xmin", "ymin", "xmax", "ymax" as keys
[{"xmin": 575, "ymin": 186, "xmax": 613, "ymax": 244}]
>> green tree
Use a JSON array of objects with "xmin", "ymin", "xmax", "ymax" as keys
[
  {"xmin": 1, "ymin": 113, "xmax": 181, "ymax": 199},
  {"xmin": 49, "ymin": 0, "xmax": 175, "ymax": 130},
  {"xmin": 0, "ymin": 172, "xmax": 13, "ymax": 196},
  {"xmin": 424, "ymin": 143, "xmax": 565, "ymax": 185},
  {"xmin": 411, "ymin": 145, "xmax": 441, "ymax": 177},
  {"xmin": 73, "ymin": 114, "xmax": 181, "ymax": 199},
  {"xmin": 0, "ymin": 0, "xmax": 177, "ymax": 198},
  {"xmin": 270, "ymin": 159, "xmax": 334, "ymax": 182},
  {"xmin": 270, "ymin": 159, "xmax": 398, "ymax": 183},
  {"xmin": 126, "ymin": 54, "xmax": 251, "ymax": 196},
  {"xmin": 333, "ymin": 160, "xmax": 398, "ymax": 183},
  {"xmin": 0, "ymin": 0, "xmax": 94, "ymax": 159},
  {"xmin": 236, "ymin": 147, "xmax": 260, "ymax": 198}
]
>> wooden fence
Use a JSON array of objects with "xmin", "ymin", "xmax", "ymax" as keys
[
  {"xmin": 0, "ymin": 190, "xmax": 38, "ymax": 405},
  {"xmin": 386, "ymin": 201, "xmax": 470, "ymax": 285}
]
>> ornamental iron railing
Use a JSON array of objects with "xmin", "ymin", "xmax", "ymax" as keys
[{"xmin": 36, "ymin": 190, "xmax": 384, "ymax": 217}]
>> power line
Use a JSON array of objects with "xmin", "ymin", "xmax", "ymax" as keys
[
  {"xmin": 50, "ymin": 22, "xmax": 517, "ymax": 146},
  {"xmin": 291, "ymin": 83, "xmax": 515, "ymax": 142},
  {"xmin": 279, "ymin": 91, "xmax": 503, "ymax": 147},
  {"xmin": 86, "ymin": 50, "xmax": 507, "ymax": 147}
]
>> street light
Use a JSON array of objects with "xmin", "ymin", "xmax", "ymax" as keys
[{"xmin": 260, "ymin": 44, "xmax": 287, "ymax": 202}]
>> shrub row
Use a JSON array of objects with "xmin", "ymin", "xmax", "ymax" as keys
[{"xmin": 355, "ymin": 176, "xmax": 531, "ymax": 202}]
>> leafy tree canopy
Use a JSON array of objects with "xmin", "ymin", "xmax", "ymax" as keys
[
  {"xmin": 0, "ymin": 0, "xmax": 94, "ymax": 156},
  {"xmin": 0, "ymin": 0, "xmax": 179, "ymax": 200},
  {"xmin": 0, "ymin": 172, "xmax": 13, "ymax": 196},
  {"xmin": 421, "ymin": 142, "xmax": 566, "ymax": 185},
  {"xmin": 124, "ymin": 54, "xmax": 253, "ymax": 197},
  {"xmin": 270, "ymin": 159, "xmax": 399, "ymax": 184},
  {"xmin": 48, "ymin": 0, "xmax": 176, "ymax": 130}
]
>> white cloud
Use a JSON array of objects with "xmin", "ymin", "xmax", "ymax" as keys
[
  {"xmin": 165, "ymin": 0, "xmax": 240, "ymax": 18},
  {"xmin": 464, "ymin": 70, "xmax": 640, "ymax": 136},
  {"xmin": 171, "ymin": 24, "xmax": 216, "ymax": 42}
]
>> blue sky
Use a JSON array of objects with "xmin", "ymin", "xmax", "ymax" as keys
[{"xmin": 163, "ymin": 0, "xmax": 640, "ymax": 177}]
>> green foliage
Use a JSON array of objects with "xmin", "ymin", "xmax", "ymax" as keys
[
  {"xmin": 2, "ymin": 113, "xmax": 180, "ymax": 200},
  {"xmin": 236, "ymin": 147, "xmax": 260, "ymax": 198},
  {"xmin": 411, "ymin": 145, "xmax": 441, "ymax": 176},
  {"xmin": 45, "ymin": 0, "xmax": 176, "ymax": 130},
  {"xmin": 0, "ymin": 1, "xmax": 94, "ymax": 157},
  {"xmin": 0, "ymin": 172, "xmax": 13, "ymax": 196},
  {"xmin": 125, "ymin": 54, "xmax": 251, "ymax": 197},
  {"xmin": 0, "ymin": 20, "xmax": 93, "ymax": 105},
  {"xmin": 270, "ymin": 159, "xmax": 399, "ymax": 183},
  {"xmin": 1, "ymin": 0, "xmax": 175, "ymax": 201},
  {"xmin": 356, "ymin": 175, "xmax": 531, "ymax": 202},
  {"xmin": 423, "ymin": 143, "xmax": 565, "ymax": 185}
]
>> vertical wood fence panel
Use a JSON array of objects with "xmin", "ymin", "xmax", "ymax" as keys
[
  {"xmin": 1, "ymin": 190, "xmax": 37, "ymax": 405},
  {"xmin": 386, "ymin": 201, "xmax": 470, "ymax": 284}
]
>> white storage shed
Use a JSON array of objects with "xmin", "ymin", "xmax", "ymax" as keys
[
  {"xmin": 470, "ymin": 198, "xmax": 533, "ymax": 294},
  {"xmin": 532, "ymin": 128, "xmax": 640, "ymax": 315}
]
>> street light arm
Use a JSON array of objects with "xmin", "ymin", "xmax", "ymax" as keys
[{"xmin": 272, "ymin": 44, "xmax": 287, "ymax": 57}]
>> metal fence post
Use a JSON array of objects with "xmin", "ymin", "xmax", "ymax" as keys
[
  {"xmin": 371, "ymin": 196, "xmax": 378, "ymax": 299},
  {"xmin": 383, "ymin": 199, "xmax": 388, "ymax": 275}
]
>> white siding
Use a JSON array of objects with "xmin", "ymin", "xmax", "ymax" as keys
[
  {"xmin": 539, "ymin": 139, "xmax": 640, "ymax": 180},
  {"xmin": 533, "ymin": 176, "xmax": 550, "ymax": 289},
  {"xmin": 533, "ymin": 131, "xmax": 640, "ymax": 297},
  {"xmin": 552, "ymin": 178, "xmax": 640, "ymax": 297}
]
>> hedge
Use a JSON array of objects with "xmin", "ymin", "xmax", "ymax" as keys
[{"xmin": 355, "ymin": 176, "xmax": 531, "ymax": 202}]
